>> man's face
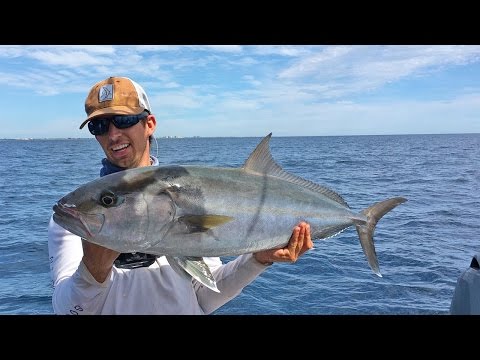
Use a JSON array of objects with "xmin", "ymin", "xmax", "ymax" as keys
[{"xmin": 95, "ymin": 114, "xmax": 156, "ymax": 169}]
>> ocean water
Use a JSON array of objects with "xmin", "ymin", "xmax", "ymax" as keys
[{"xmin": 0, "ymin": 133, "xmax": 478, "ymax": 315}]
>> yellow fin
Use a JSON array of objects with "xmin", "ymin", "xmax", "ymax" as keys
[{"xmin": 180, "ymin": 215, "xmax": 234, "ymax": 232}]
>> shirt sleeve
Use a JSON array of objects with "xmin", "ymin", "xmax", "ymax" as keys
[
  {"xmin": 48, "ymin": 216, "xmax": 113, "ymax": 315},
  {"xmin": 194, "ymin": 253, "xmax": 271, "ymax": 314}
]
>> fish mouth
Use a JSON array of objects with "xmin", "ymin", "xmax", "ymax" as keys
[{"xmin": 52, "ymin": 202, "xmax": 105, "ymax": 239}]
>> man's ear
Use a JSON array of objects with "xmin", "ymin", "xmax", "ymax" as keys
[{"xmin": 146, "ymin": 114, "xmax": 156, "ymax": 136}]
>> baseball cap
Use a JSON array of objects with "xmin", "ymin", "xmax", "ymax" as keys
[{"xmin": 79, "ymin": 76, "xmax": 152, "ymax": 129}]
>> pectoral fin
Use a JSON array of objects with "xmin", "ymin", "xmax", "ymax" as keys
[
  {"xmin": 179, "ymin": 215, "xmax": 233, "ymax": 233},
  {"xmin": 165, "ymin": 255, "xmax": 219, "ymax": 293}
]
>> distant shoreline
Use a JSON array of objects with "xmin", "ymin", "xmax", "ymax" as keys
[{"xmin": 2, "ymin": 132, "xmax": 479, "ymax": 141}]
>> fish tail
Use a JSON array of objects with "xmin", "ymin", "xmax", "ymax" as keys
[{"xmin": 355, "ymin": 197, "xmax": 407, "ymax": 277}]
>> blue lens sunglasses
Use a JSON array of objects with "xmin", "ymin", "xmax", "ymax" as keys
[{"xmin": 88, "ymin": 110, "xmax": 150, "ymax": 136}]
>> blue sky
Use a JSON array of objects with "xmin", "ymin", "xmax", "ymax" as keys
[{"xmin": 1, "ymin": 45, "xmax": 480, "ymax": 138}]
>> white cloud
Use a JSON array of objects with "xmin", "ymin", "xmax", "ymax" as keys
[
  {"xmin": 198, "ymin": 45, "xmax": 243, "ymax": 53},
  {"xmin": 1, "ymin": 45, "xmax": 480, "ymax": 138},
  {"xmin": 252, "ymin": 45, "xmax": 313, "ymax": 57},
  {"xmin": 29, "ymin": 50, "xmax": 112, "ymax": 67}
]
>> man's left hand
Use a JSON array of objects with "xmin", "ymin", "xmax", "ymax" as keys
[{"xmin": 253, "ymin": 222, "xmax": 313, "ymax": 265}]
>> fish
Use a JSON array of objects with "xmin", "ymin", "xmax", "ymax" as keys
[{"xmin": 52, "ymin": 133, "xmax": 407, "ymax": 292}]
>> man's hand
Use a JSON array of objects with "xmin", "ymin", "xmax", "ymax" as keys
[
  {"xmin": 81, "ymin": 239, "xmax": 120, "ymax": 283},
  {"xmin": 253, "ymin": 222, "xmax": 313, "ymax": 265}
]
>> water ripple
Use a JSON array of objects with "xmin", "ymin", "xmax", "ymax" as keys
[{"xmin": 1, "ymin": 134, "xmax": 479, "ymax": 314}]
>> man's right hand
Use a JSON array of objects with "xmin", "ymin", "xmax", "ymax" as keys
[{"xmin": 81, "ymin": 239, "xmax": 120, "ymax": 283}]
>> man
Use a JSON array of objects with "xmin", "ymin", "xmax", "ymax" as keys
[{"xmin": 48, "ymin": 76, "xmax": 313, "ymax": 315}]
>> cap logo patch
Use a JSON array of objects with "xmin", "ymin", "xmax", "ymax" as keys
[{"xmin": 99, "ymin": 84, "xmax": 113, "ymax": 102}]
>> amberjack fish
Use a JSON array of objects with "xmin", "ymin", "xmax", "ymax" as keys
[{"xmin": 53, "ymin": 133, "xmax": 407, "ymax": 292}]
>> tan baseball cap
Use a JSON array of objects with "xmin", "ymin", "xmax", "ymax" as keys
[{"xmin": 80, "ymin": 76, "xmax": 152, "ymax": 129}]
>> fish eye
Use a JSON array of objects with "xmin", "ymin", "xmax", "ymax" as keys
[{"xmin": 99, "ymin": 190, "xmax": 124, "ymax": 208}]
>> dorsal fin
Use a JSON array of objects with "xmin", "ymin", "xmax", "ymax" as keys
[{"xmin": 242, "ymin": 133, "xmax": 349, "ymax": 208}]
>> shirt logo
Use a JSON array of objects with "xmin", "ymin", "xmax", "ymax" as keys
[{"xmin": 99, "ymin": 84, "xmax": 113, "ymax": 102}]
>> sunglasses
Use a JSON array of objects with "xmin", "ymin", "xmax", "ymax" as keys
[{"xmin": 88, "ymin": 111, "xmax": 150, "ymax": 136}]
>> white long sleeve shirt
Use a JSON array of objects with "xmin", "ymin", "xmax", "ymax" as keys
[{"xmin": 48, "ymin": 216, "xmax": 270, "ymax": 315}]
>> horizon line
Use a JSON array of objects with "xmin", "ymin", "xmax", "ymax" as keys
[{"xmin": 2, "ymin": 132, "xmax": 479, "ymax": 141}]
